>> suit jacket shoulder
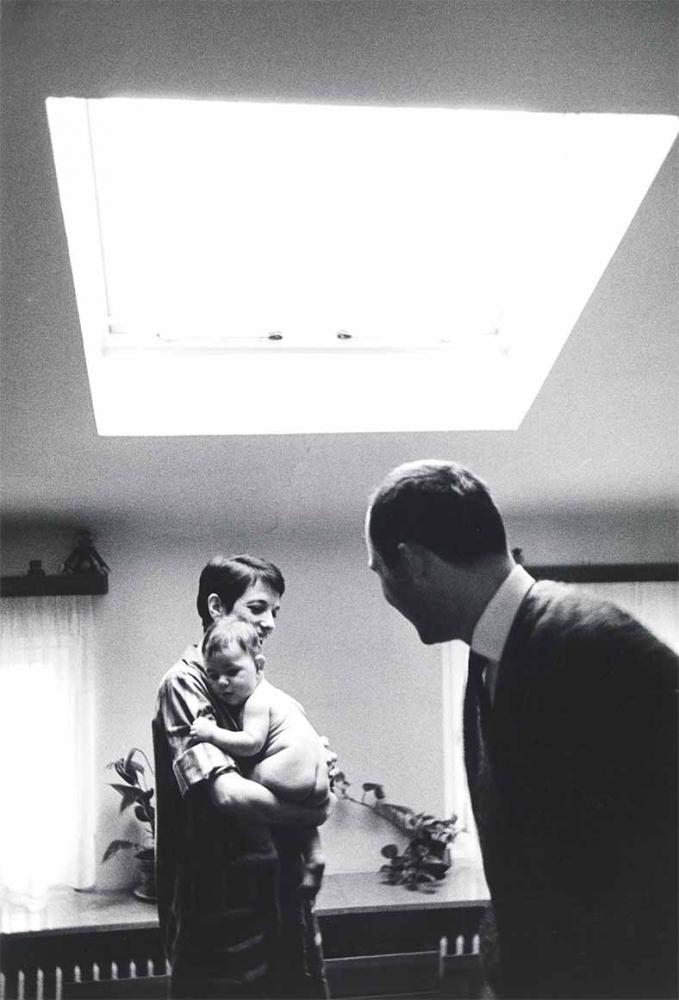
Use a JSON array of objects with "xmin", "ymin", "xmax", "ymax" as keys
[
  {"xmin": 503, "ymin": 579, "xmax": 678, "ymax": 693},
  {"xmin": 485, "ymin": 581, "xmax": 678, "ymax": 998}
]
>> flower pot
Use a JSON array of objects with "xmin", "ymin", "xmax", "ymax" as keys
[{"xmin": 133, "ymin": 847, "xmax": 157, "ymax": 902}]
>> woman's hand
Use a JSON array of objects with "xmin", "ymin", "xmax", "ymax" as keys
[{"xmin": 319, "ymin": 735, "xmax": 339, "ymax": 781}]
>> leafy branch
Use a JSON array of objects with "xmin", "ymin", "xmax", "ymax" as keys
[{"xmin": 330, "ymin": 770, "xmax": 458, "ymax": 891}]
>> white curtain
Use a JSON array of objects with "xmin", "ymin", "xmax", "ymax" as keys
[
  {"xmin": 0, "ymin": 596, "xmax": 96, "ymax": 905},
  {"xmin": 441, "ymin": 640, "xmax": 481, "ymax": 858},
  {"xmin": 575, "ymin": 580, "xmax": 679, "ymax": 652}
]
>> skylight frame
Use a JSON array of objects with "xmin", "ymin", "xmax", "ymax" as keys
[{"xmin": 46, "ymin": 97, "xmax": 678, "ymax": 436}]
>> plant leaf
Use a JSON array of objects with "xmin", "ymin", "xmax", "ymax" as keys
[
  {"xmin": 101, "ymin": 839, "xmax": 136, "ymax": 862},
  {"xmin": 124, "ymin": 748, "xmax": 145, "ymax": 773},
  {"xmin": 109, "ymin": 759, "xmax": 133, "ymax": 784},
  {"xmin": 109, "ymin": 783, "xmax": 147, "ymax": 811},
  {"xmin": 380, "ymin": 843, "xmax": 399, "ymax": 859}
]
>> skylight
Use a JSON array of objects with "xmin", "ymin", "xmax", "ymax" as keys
[{"xmin": 46, "ymin": 98, "xmax": 677, "ymax": 435}]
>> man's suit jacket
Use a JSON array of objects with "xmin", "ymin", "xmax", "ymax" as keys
[{"xmin": 464, "ymin": 581, "xmax": 678, "ymax": 1000}]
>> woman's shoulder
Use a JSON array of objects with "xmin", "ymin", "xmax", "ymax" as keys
[{"xmin": 157, "ymin": 644, "xmax": 205, "ymax": 693}]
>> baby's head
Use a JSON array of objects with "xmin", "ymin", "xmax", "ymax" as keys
[{"xmin": 201, "ymin": 618, "xmax": 265, "ymax": 707}]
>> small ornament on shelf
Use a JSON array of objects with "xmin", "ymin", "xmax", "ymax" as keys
[{"xmin": 62, "ymin": 531, "xmax": 110, "ymax": 576}]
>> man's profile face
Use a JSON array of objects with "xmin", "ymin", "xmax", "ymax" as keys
[
  {"xmin": 368, "ymin": 541, "xmax": 406, "ymax": 614},
  {"xmin": 365, "ymin": 513, "xmax": 426, "ymax": 635},
  {"xmin": 365, "ymin": 508, "xmax": 461, "ymax": 645}
]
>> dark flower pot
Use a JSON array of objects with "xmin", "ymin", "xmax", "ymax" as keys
[{"xmin": 134, "ymin": 848, "xmax": 157, "ymax": 902}]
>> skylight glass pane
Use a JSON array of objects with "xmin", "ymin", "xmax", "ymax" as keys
[{"xmin": 46, "ymin": 98, "xmax": 678, "ymax": 434}]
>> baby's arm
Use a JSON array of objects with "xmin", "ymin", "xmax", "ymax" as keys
[{"xmin": 189, "ymin": 691, "xmax": 270, "ymax": 757}]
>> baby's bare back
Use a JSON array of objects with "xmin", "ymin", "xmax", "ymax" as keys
[{"xmin": 249, "ymin": 679, "xmax": 328, "ymax": 804}]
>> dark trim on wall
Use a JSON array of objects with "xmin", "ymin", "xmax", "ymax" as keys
[
  {"xmin": 0, "ymin": 573, "xmax": 109, "ymax": 597},
  {"xmin": 525, "ymin": 563, "xmax": 679, "ymax": 584}
]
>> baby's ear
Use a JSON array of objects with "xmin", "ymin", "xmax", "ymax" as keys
[{"xmin": 254, "ymin": 653, "xmax": 266, "ymax": 672}]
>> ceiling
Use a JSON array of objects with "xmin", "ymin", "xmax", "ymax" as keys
[{"xmin": 1, "ymin": 0, "xmax": 677, "ymax": 539}]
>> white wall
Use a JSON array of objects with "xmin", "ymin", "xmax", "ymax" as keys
[
  {"xmin": 505, "ymin": 508, "xmax": 679, "ymax": 563},
  {"xmin": 2, "ymin": 511, "xmax": 675, "ymax": 885},
  {"xmin": 1, "ymin": 520, "xmax": 443, "ymax": 882}
]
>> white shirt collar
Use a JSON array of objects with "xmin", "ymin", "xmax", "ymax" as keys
[{"xmin": 471, "ymin": 564, "xmax": 535, "ymax": 664}]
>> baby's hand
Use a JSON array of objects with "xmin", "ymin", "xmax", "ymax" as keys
[{"xmin": 189, "ymin": 716, "xmax": 217, "ymax": 744}]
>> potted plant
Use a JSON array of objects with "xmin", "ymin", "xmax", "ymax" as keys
[
  {"xmin": 102, "ymin": 747, "xmax": 156, "ymax": 901},
  {"xmin": 331, "ymin": 770, "xmax": 458, "ymax": 891}
]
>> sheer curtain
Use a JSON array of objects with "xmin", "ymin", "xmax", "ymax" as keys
[
  {"xmin": 0, "ymin": 596, "xmax": 96, "ymax": 905},
  {"xmin": 575, "ymin": 580, "xmax": 679, "ymax": 652},
  {"xmin": 441, "ymin": 639, "xmax": 481, "ymax": 858}
]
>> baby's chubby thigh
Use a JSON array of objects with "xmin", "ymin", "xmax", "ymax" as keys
[{"xmin": 250, "ymin": 742, "xmax": 329, "ymax": 804}]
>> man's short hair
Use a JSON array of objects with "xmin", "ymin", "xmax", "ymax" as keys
[
  {"xmin": 368, "ymin": 460, "xmax": 507, "ymax": 568},
  {"xmin": 196, "ymin": 554, "xmax": 285, "ymax": 629},
  {"xmin": 202, "ymin": 618, "xmax": 261, "ymax": 664}
]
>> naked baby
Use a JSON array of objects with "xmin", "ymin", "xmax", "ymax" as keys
[{"xmin": 189, "ymin": 618, "xmax": 329, "ymax": 895}]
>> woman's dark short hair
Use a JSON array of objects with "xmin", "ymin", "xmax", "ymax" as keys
[
  {"xmin": 368, "ymin": 460, "xmax": 507, "ymax": 569},
  {"xmin": 196, "ymin": 554, "xmax": 285, "ymax": 629}
]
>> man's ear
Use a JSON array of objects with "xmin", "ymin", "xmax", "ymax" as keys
[
  {"xmin": 207, "ymin": 592, "xmax": 226, "ymax": 621},
  {"xmin": 254, "ymin": 653, "xmax": 266, "ymax": 673},
  {"xmin": 395, "ymin": 541, "xmax": 429, "ymax": 582}
]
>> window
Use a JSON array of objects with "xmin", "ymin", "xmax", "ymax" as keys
[
  {"xmin": 441, "ymin": 640, "xmax": 480, "ymax": 858},
  {"xmin": 0, "ymin": 597, "xmax": 96, "ymax": 905},
  {"xmin": 576, "ymin": 580, "xmax": 678, "ymax": 652},
  {"xmin": 46, "ymin": 98, "xmax": 678, "ymax": 435}
]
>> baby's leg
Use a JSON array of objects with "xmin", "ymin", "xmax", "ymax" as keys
[
  {"xmin": 249, "ymin": 748, "xmax": 327, "ymax": 898},
  {"xmin": 250, "ymin": 747, "xmax": 328, "ymax": 804}
]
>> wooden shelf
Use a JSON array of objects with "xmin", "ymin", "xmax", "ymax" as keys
[
  {"xmin": 0, "ymin": 573, "xmax": 109, "ymax": 597},
  {"xmin": 0, "ymin": 866, "xmax": 489, "ymax": 937}
]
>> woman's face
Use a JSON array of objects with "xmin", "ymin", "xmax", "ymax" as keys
[{"xmin": 228, "ymin": 581, "xmax": 281, "ymax": 641}]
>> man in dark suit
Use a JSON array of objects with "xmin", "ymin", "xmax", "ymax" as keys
[{"xmin": 366, "ymin": 460, "xmax": 678, "ymax": 999}]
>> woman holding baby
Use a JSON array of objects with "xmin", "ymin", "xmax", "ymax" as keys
[{"xmin": 153, "ymin": 554, "xmax": 332, "ymax": 999}]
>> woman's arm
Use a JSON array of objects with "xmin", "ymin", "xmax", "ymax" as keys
[
  {"xmin": 208, "ymin": 769, "xmax": 334, "ymax": 826},
  {"xmin": 157, "ymin": 662, "xmax": 238, "ymax": 799}
]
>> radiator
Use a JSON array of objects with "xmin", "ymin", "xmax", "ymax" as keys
[{"xmin": 0, "ymin": 934, "xmax": 481, "ymax": 999}]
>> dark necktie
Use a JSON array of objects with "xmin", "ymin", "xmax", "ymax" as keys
[
  {"xmin": 464, "ymin": 650, "xmax": 494, "ymax": 838},
  {"xmin": 468, "ymin": 650, "xmax": 492, "ymax": 734},
  {"xmin": 463, "ymin": 649, "xmax": 494, "ymax": 828}
]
